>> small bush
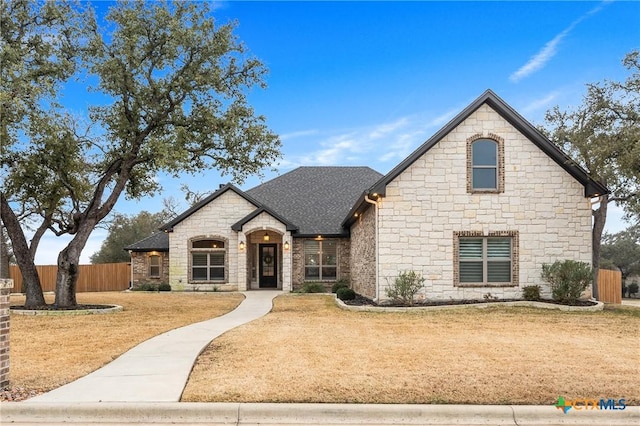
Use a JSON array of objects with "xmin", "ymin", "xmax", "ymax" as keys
[
  {"xmin": 541, "ymin": 260, "xmax": 592, "ymax": 304},
  {"xmin": 522, "ymin": 285, "xmax": 541, "ymax": 301},
  {"xmin": 158, "ymin": 283, "xmax": 172, "ymax": 292},
  {"xmin": 133, "ymin": 283, "xmax": 158, "ymax": 291},
  {"xmin": 336, "ymin": 287, "xmax": 356, "ymax": 301},
  {"xmin": 628, "ymin": 281, "xmax": 639, "ymax": 298},
  {"xmin": 299, "ymin": 282, "xmax": 326, "ymax": 293},
  {"xmin": 385, "ymin": 270, "xmax": 425, "ymax": 306},
  {"xmin": 331, "ymin": 280, "xmax": 350, "ymax": 293}
]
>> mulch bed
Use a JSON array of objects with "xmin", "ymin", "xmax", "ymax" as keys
[
  {"xmin": 341, "ymin": 294, "xmax": 598, "ymax": 307},
  {"xmin": 11, "ymin": 304, "xmax": 114, "ymax": 311}
]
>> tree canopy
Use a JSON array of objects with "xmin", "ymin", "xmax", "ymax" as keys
[
  {"xmin": 600, "ymin": 225, "xmax": 640, "ymax": 284},
  {"xmin": 1, "ymin": 0, "xmax": 280, "ymax": 308},
  {"xmin": 543, "ymin": 50, "xmax": 640, "ymax": 299}
]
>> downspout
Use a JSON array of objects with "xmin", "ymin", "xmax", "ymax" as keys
[{"xmin": 364, "ymin": 194, "xmax": 379, "ymax": 302}]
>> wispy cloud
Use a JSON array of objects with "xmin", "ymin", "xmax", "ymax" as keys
[
  {"xmin": 510, "ymin": 1, "xmax": 611, "ymax": 82},
  {"xmin": 520, "ymin": 92, "xmax": 559, "ymax": 114},
  {"xmin": 279, "ymin": 129, "xmax": 319, "ymax": 141}
]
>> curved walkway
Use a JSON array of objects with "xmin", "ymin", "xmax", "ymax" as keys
[{"xmin": 28, "ymin": 290, "xmax": 281, "ymax": 403}]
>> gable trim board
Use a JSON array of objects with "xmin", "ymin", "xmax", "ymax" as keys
[{"xmin": 127, "ymin": 89, "xmax": 607, "ymax": 302}]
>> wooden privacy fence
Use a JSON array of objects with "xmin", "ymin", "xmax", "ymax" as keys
[
  {"xmin": 9, "ymin": 263, "xmax": 130, "ymax": 293},
  {"xmin": 598, "ymin": 269, "xmax": 622, "ymax": 304}
]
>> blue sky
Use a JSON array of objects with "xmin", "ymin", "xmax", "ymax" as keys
[{"xmin": 35, "ymin": 0, "xmax": 640, "ymax": 264}]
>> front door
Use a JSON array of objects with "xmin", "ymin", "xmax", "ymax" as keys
[{"xmin": 259, "ymin": 244, "xmax": 277, "ymax": 288}]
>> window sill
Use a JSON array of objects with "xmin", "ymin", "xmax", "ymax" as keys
[
  {"xmin": 189, "ymin": 280, "xmax": 228, "ymax": 285},
  {"xmin": 455, "ymin": 283, "xmax": 516, "ymax": 288},
  {"xmin": 469, "ymin": 189, "xmax": 501, "ymax": 194}
]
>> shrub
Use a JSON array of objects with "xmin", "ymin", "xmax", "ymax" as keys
[
  {"xmin": 331, "ymin": 279, "xmax": 350, "ymax": 293},
  {"xmin": 522, "ymin": 285, "xmax": 541, "ymax": 301},
  {"xmin": 385, "ymin": 270, "xmax": 425, "ymax": 306},
  {"xmin": 541, "ymin": 260, "xmax": 592, "ymax": 304},
  {"xmin": 132, "ymin": 283, "xmax": 158, "ymax": 291},
  {"xmin": 628, "ymin": 281, "xmax": 639, "ymax": 298},
  {"xmin": 299, "ymin": 282, "xmax": 326, "ymax": 293},
  {"xmin": 336, "ymin": 287, "xmax": 356, "ymax": 301},
  {"xmin": 158, "ymin": 283, "xmax": 172, "ymax": 292}
]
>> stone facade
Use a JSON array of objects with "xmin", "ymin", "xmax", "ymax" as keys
[
  {"xmin": 292, "ymin": 237, "xmax": 350, "ymax": 291},
  {"xmin": 375, "ymin": 104, "xmax": 592, "ymax": 301},
  {"xmin": 0, "ymin": 279, "xmax": 13, "ymax": 388},
  {"xmin": 168, "ymin": 189, "xmax": 256, "ymax": 291},
  {"xmin": 130, "ymin": 251, "xmax": 169, "ymax": 288},
  {"xmin": 349, "ymin": 205, "xmax": 376, "ymax": 299}
]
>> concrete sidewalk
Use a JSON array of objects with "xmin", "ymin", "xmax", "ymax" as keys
[
  {"xmin": 3, "ymin": 402, "xmax": 639, "ymax": 425},
  {"xmin": 28, "ymin": 290, "xmax": 280, "ymax": 403}
]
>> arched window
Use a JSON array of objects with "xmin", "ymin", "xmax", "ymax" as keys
[
  {"xmin": 190, "ymin": 238, "xmax": 226, "ymax": 282},
  {"xmin": 471, "ymin": 139, "xmax": 498, "ymax": 190}
]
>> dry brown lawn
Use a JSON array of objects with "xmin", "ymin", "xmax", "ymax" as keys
[
  {"xmin": 182, "ymin": 295, "xmax": 640, "ymax": 405},
  {"xmin": 8, "ymin": 292, "xmax": 243, "ymax": 393}
]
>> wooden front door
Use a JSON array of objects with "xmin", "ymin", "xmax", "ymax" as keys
[{"xmin": 259, "ymin": 244, "xmax": 277, "ymax": 288}]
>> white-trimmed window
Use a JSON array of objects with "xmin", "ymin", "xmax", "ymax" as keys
[
  {"xmin": 149, "ymin": 254, "xmax": 161, "ymax": 278},
  {"xmin": 304, "ymin": 240, "xmax": 337, "ymax": 281},
  {"xmin": 191, "ymin": 239, "xmax": 226, "ymax": 282}
]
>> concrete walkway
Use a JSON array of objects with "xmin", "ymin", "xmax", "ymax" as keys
[{"xmin": 28, "ymin": 290, "xmax": 280, "ymax": 403}]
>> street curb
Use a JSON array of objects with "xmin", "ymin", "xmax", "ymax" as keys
[
  {"xmin": 335, "ymin": 295, "xmax": 605, "ymax": 313},
  {"xmin": 2, "ymin": 402, "xmax": 638, "ymax": 425}
]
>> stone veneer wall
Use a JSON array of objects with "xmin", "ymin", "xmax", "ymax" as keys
[
  {"xmin": 349, "ymin": 205, "xmax": 376, "ymax": 299},
  {"xmin": 291, "ymin": 237, "xmax": 350, "ymax": 292},
  {"xmin": 376, "ymin": 104, "xmax": 592, "ymax": 301},
  {"xmin": 0, "ymin": 279, "xmax": 13, "ymax": 388},
  {"xmin": 168, "ymin": 190, "xmax": 256, "ymax": 291},
  {"xmin": 130, "ymin": 251, "xmax": 169, "ymax": 288}
]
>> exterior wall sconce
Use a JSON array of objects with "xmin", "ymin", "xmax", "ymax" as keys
[
  {"xmin": 263, "ymin": 232, "xmax": 270, "ymax": 242},
  {"xmin": 239, "ymin": 241, "xmax": 245, "ymax": 251},
  {"xmin": 284, "ymin": 241, "xmax": 290, "ymax": 251}
]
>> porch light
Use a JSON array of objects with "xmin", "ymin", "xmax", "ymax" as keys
[
  {"xmin": 284, "ymin": 241, "xmax": 290, "ymax": 251},
  {"xmin": 263, "ymin": 232, "xmax": 270, "ymax": 242},
  {"xmin": 239, "ymin": 241, "xmax": 245, "ymax": 251}
]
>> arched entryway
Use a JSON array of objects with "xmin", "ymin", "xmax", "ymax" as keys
[{"xmin": 244, "ymin": 228, "xmax": 287, "ymax": 290}]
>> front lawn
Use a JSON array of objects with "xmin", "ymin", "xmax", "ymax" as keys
[
  {"xmin": 4, "ymin": 292, "xmax": 243, "ymax": 400},
  {"xmin": 182, "ymin": 294, "xmax": 640, "ymax": 405}
]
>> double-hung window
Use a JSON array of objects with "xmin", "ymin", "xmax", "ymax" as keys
[
  {"xmin": 149, "ymin": 254, "xmax": 161, "ymax": 278},
  {"xmin": 191, "ymin": 239, "xmax": 226, "ymax": 282},
  {"xmin": 456, "ymin": 232, "xmax": 517, "ymax": 286},
  {"xmin": 304, "ymin": 240, "xmax": 337, "ymax": 281}
]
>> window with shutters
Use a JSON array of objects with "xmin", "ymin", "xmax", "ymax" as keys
[
  {"xmin": 454, "ymin": 231, "xmax": 518, "ymax": 287},
  {"xmin": 190, "ymin": 238, "xmax": 227, "ymax": 282},
  {"xmin": 304, "ymin": 240, "xmax": 337, "ymax": 281}
]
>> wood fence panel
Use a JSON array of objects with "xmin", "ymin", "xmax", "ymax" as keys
[
  {"xmin": 598, "ymin": 269, "xmax": 622, "ymax": 304},
  {"xmin": 9, "ymin": 263, "xmax": 130, "ymax": 293}
]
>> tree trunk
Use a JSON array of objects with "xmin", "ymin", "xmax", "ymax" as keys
[
  {"xmin": 0, "ymin": 194, "xmax": 46, "ymax": 307},
  {"xmin": 54, "ymin": 221, "xmax": 95, "ymax": 308},
  {"xmin": 0, "ymin": 225, "xmax": 9, "ymax": 279},
  {"xmin": 592, "ymin": 194, "xmax": 609, "ymax": 301}
]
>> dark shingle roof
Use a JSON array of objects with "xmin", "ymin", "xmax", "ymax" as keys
[
  {"xmin": 246, "ymin": 166, "xmax": 383, "ymax": 236},
  {"xmin": 124, "ymin": 231, "xmax": 169, "ymax": 251}
]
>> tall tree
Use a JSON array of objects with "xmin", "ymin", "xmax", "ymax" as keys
[
  {"xmin": 544, "ymin": 50, "xmax": 640, "ymax": 299},
  {"xmin": 90, "ymin": 211, "xmax": 170, "ymax": 264},
  {"xmin": 1, "ymin": 0, "xmax": 92, "ymax": 307},
  {"xmin": 2, "ymin": 0, "xmax": 280, "ymax": 308}
]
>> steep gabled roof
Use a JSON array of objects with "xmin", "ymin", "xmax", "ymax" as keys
[
  {"xmin": 247, "ymin": 166, "xmax": 383, "ymax": 236},
  {"xmin": 370, "ymin": 89, "xmax": 609, "ymax": 198},
  {"xmin": 124, "ymin": 231, "xmax": 169, "ymax": 252},
  {"xmin": 343, "ymin": 89, "xmax": 609, "ymax": 229},
  {"xmin": 231, "ymin": 207, "xmax": 299, "ymax": 232},
  {"xmin": 160, "ymin": 184, "xmax": 261, "ymax": 232}
]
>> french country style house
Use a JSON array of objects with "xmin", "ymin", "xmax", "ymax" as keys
[{"xmin": 125, "ymin": 90, "xmax": 608, "ymax": 301}]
